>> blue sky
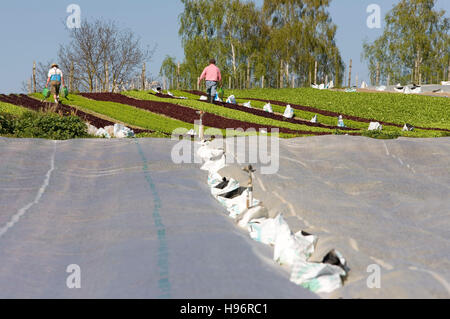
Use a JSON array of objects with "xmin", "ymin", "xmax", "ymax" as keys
[{"xmin": 0, "ymin": 0, "xmax": 448, "ymax": 93}]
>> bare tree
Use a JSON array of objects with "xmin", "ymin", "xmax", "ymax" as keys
[
  {"xmin": 21, "ymin": 60, "xmax": 56, "ymax": 93},
  {"xmin": 58, "ymin": 19, "xmax": 155, "ymax": 93}
]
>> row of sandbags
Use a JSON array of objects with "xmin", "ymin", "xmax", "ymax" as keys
[
  {"xmin": 224, "ymin": 98, "xmax": 295, "ymax": 119},
  {"xmin": 312, "ymin": 81, "xmax": 335, "ymax": 90},
  {"xmin": 196, "ymin": 141, "xmax": 349, "ymax": 294},
  {"xmin": 86, "ymin": 123, "xmax": 135, "ymax": 139}
]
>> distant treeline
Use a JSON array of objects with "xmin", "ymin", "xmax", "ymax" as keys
[{"xmin": 162, "ymin": 0, "xmax": 344, "ymax": 90}]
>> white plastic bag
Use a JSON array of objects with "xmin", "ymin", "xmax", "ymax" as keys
[
  {"xmin": 236, "ymin": 205, "xmax": 268, "ymax": 229},
  {"xmin": 214, "ymin": 93, "xmax": 222, "ymax": 102},
  {"xmin": 337, "ymin": 115, "xmax": 345, "ymax": 128},
  {"xmin": 368, "ymin": 122, "xmax": 382, "ymax": 131},
  {"xmin": 273, "ymin": 230, "xmax": 317, "ymax": 266},
  {"xmin": 248, "ymin": 214, "xmax": 289, "ymax": 246},
  {"xmin": 86, "ymin": 123, "xmax": 98, "ymax": 135},
  {"xmin": 95, "ymin": 128, "xmax": 111, "ymax": 139},
  {"xmin": 114, "ymin": 124, "xmax": 135, "ymax": 138},
  {"xmin": 402, "ymin": 124, "xmax": 414, "ymax": 132},
  {"xmin": 113, "ymin": 124, "xmax": 125, "ymax": 137},
  {"xmin": 263, "ymin": 103, "xmax": 273, "ymax": 113},
  {"xmin": 200, "ymin": 154, "xmax": 226, "ymax": 174},
  {"xmin": 410, "ymin": 86, "xmax": 422, "ymax": 94},
  {"xmin": 197, "ymin": 145, "xmax": 224, "ymax": 161},
  {"xmin": 294, "ymin": 231, "xmax": 317, "ymax": 259},
  {"xmin": 248, "ymin": 218, "xmax": 279, "ymax": 245},
  {"xmin": 243, "ymin": 101, "xmax": 252, "ymax": 108},
  {"xmin": 403, "ymin": 86, "xmax": 412, "ymax": 94},
  {"xmin": 200, "ymin": 95, "xmax": 208, "ymax": 101},
  {"xmin": 290, "ymin": 260, "xmax": 346, "ymax": 293},
  {"xmin": 272, "ymin": 223, "xmax": 318, "ymax": 267},
  {"xmin": 394, "ymin": 86, "xmax": 404, "ymax": 93},
  {"xmin": 211, "ymin": 178, "xmax": 240, "ymax": 197},
  {"xmin": 283, "ymin": 105, "xmax": 294, "ymax": 119},
  {"xmin": 310, "ymin": 115, "xmax": 318, "ymax": 123},
  {"xmin": 226, "ymin": 95, "xmax": 237, "ymax": 104},
  {"xmin": 328, "ymin": 81, "xmax": 334, "ymax": 89},
  {"xmin": 217, "ymin": 188, "xmax": 260, "ymax": 219}
]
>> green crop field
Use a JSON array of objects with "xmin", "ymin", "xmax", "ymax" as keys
[
  {"xmin": 123, "ymin": 90, "xmax": 343, "ymax": 134},
  {"xmin": 20, "ymin": 88, "xmax": 450, "ymax": 139},
  {"xmin": 29, "ymin": 93, "xmax": 270, "ymax": 138},
  {"xmin": 227, "ymin": 88, "xmax": 450, "ymax": 130},
  {"xmin": 0, "ymin": 101, "xmax": 30, "ymax": 116},
  {"xmin": 32, "ymin": 93, "xmax": 196, "ymax": 136},
  {"xmin": 162, "ymin": 89, "xmax": 449, "ymax": 138}
]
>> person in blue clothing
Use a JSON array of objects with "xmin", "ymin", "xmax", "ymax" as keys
[{"xmin": 45, "ymin": 63, "xmax": 65, "ymax": 104}]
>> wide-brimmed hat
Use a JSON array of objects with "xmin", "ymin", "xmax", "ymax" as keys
[{"xmin": 51, "ymin": 63, "xmax": 59, "ymax": 68}]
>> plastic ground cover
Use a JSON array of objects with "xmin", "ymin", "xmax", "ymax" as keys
[
  {"xmin": 0, "ymin": 137, "xmax": 316, "ymax": 299},
  {"xmin": 202, "ymin": 135, "xmax": 450, "ymax": 298},
  {"xmin": 1, "ymin": 135, "xmax": 449, "ymax": 298}
]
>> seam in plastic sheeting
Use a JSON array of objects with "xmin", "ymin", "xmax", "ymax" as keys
[
  {"xmin": 134, "ymin": 139, "xmax": 171, "ymax": 298},
  {"xmin": 0, "ymin": 141, "xmax": 57, "ymax": 239},
  {"xmin": 196, "ymin": 140, "xmax": 349, "ymax": 294}
]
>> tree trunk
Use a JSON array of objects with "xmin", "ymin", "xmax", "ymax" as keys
[
  {"xmin": 105, "ymin": 61, "xmax": 109, "ymax": 92},
  {"xmin": 69, "ymin": 62, "xmax": 74, "ymax": 92},
  {"xmin": 285, "ymin": 62, "xmax": 289, "ymax": 87},
  {"xmin": 314, "ymin": 60, "xmax": 317, "ymax": 84},
  {"xmin": 416, "ymin": 48, "xmax": 422, "ymax": 85},
  {"xmin": 447, "ymin": 62, "xmax": 450, "ymax": 81},
  {"xmin": 231, "ymin": 41, "xmax": 237, "ymax": 86},
  {"xmin": 280, "ymin": 60, "xmax": 284, "ymax": 88},
  {"xmin": 247, "ymin": 58, "xmax": 251, "ymax": 89},
  {"xmin": 32, "ymin": 61, "xmax": 36, "ymax": 93},
  {"xmin": 348, "ymin": 59, "xmax": 352, "ymax": 87},
  {"xmin": 376, "ymin": 62, "xmax": 380, "ymax": 86},
  {"xmin": 141, "ymin": 63, "xmax": 146, "ymax": 91},
  {"xmin": 177, "ymin": 63, "xmax": 180, "ymax": 90}
]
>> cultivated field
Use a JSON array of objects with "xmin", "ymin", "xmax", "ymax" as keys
[{"xmin": 0, "ymin": 88, "xmax": 448, "ymax": 139}]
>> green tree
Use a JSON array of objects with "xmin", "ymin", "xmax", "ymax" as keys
[
  {"xmin": 363, "ymin": 0, "xmax": 450, "ymax": 85},
  {"xmin": 160, "ymin": 56, "xmax": 178, "ymax": 89},
  {"xmin": 263, "ymin": 0, "xmax": 344, "ymax": 87},
  {"xmin": 177, "ymin": 0, "xmax": 343, "ymax": 88},
  {"xmin": 179, "ymin": 0, "xmax": 225, "ymax": 88}
]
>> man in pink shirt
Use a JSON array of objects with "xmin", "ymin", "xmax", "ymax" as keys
[{"xmin": 198, "ymin": 59, "xmax": 222, "ymax": 103}]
